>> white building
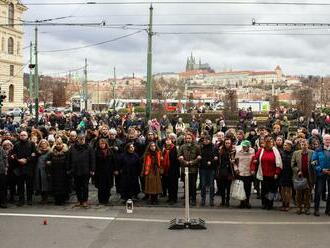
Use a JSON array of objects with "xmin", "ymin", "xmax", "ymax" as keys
[
  {"xmin": 0, "ymin": 0, "xmax": 27, "ymax": 108},
  {"xmin": 180, "ymin": 66, "xmax": 286, "ymax": 88}
]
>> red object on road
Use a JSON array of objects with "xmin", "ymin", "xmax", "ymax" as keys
[{"xmin": 43, "ymin": 219, "xmax": 48, "ymax": 225}]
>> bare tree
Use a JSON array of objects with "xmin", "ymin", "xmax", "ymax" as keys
[
  {"xmin": 293, "ymin": 87, "xmax": 315, "ymax": 117},
  {"xmin": 153, "ymin": 77, "xmax": 185, "ymax": 99}
]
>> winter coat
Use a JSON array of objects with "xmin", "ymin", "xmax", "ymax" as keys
[
  {"xmin": 48, "ymin": 145, "xmax": 69, "ymax": 194},
  {"xmin": 0, "ymin": 147, "xmax": 8, "ymax": 175},
  {"xmin": 312, "ymin": 147, "xmax": 330, "ymax": 177},
  {"xmin": 292, "ymin": 149, "xmax": 314, "ymax": 186},
  {"xmin": 162, "ymin": 145, "xmax": 180, "ymax": 178},
  {"xmin": 118, "ymin": 152, "xmax": 141, "ymax": 198},
  {"xmin": 178, "ymin": 143, "xmax": 201, "ymax": 174},
  {"xmin": 34, "ymin": 151, "xmax": 51, "ymax": 192},
  {"xmin": 234, "ymin": 146, "xmax": 254, "ymax": 177},
  {"xmin": 279, "ymin": 150, "xmax": 293, "ymax": 186},
  {"xmin": 68, "ymin": 143, "xmax": 95, "ymax": 176},
  {"xmin": 216, "ymin": 148, "xmax": 235, "ymax": 180},
  {"xmin": 142, "ymin": 151, "xmax": 163, "ymax": 194},
  {"xmin": 200, "ymin": 143, "xmax": 217, "ymax": 170},
  {"xmin": 12, "ymin": 140, "xmax": 36, "ymax": 176},
  {"xmin": 94, "ymin": 148, "xmax": 116, "ymax": 189}
]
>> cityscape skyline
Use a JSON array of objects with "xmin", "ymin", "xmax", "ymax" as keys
[{"xmin": 21, "ymin": 0, "xmax": 330, "ymax": 80}]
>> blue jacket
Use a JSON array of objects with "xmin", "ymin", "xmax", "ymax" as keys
[{"xmin": 312, "ymin": 147, "xmax": 330, "ymax": 177}]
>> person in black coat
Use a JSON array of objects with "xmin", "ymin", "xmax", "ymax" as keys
[
  {"xmin": 279, "ymin": 140, "xmax": 294, "ymax": 211},
  {"xmin": 161, "ymin": 137, "xmax": 180, "ymax": 204},
  {"xmin": 216, "ymin": 138, "xmax": 235, "ymax": 207},
  {"xmin": 200, "ymin": 135, "xmax": 217, "ymax": 207},
  {"xmin": 94, "ymin": 138, "xmax": 117, "ymax": 205},
  {"xmin": 68, "ymin": 133, "xmax": 95, "ymax": 208},
  {"xmin": 108, "ymin": 129, "xmax": 123, "ymax": 194},
  {"xmin": 47, "ymin": 137, "xmax": 69, "ymax": 205},
  {"xmin": 118, "ymin": 143, "xmax": 141, "ymax": 203},
  {"xmin": 11, "ymin": 131, "xmax": 36, "ymax": 206}
]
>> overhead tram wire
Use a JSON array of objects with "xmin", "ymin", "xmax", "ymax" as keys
[
  {"xmin": 5, "ymin": 1, "xmax": 330, "ymax": 6},
  {"xmin": 155, "ymin": 31, "xmax": 330, "ymax": 36},
  {"xmin": 39, "ymin": 30, "xmax": 143, "ymax": 53}
]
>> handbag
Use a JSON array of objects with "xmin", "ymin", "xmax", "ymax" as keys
[
  {"xmin": 293, "ymin": 177, "xmax": 308, "ymax": 191},
  {"xmin": 230, "ymin": 180, "xmax": 246, "ymax": 201}
]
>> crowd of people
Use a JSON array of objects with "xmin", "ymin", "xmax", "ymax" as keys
[{"xmin": 0, "ymin": 108, "xmax": 330, "ymax": 217}]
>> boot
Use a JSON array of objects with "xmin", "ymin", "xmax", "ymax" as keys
[
  {"xmin": 220, "ymin": 198, "xmax": 225, "ymax": 207},
  {"xmin": 245, "ymin": 199, "xmax": 251, "ymax": 209}
]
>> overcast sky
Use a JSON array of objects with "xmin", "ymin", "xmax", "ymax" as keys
[{"xmin": 21, "ymin": 0, "xmax": 330, "ymax": 80}]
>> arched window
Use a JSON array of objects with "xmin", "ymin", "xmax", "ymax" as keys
[
  {"xmin": 8, "ymin": 37, "xmax": 13, "ymax": 54},
  {"xmin": 8, "ymin": 3, "xmax": 14, "ymax": 27},
  {"xmin": 9, "ymin": 84, "xmax": 14, "ymax": 102}
]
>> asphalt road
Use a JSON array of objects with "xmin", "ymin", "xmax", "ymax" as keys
[{"xmin": 1, "ymin": 206, "xmax": 330, "ymax": 248}]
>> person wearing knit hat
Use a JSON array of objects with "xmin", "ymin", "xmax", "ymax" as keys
[
  {"xmin": 234, "ymin": 139, "xmax": 255, "ymax": 209},
  {"xmin": 241, "ymin": 140, "xmax": 251, "ymax": 148}
]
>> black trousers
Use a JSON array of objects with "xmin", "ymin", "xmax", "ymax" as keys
[
  {"xmin": 261, "ymin": 176, "xmax": 277, "ymax": 208},
  {"xmin": 168, "ymin": 174, "xmax": 179, "ymax": 202},
  {"xmin": 74, "ymin": 175, "xmax": 90, "ymax": 203},
  {"xmin": 97, "ymin": 176, "xmax": 113, "ymax": 204},
  {"xmin": 0, "ymin": 174, "xmax": 6, "ymax": 205},
  {"xmin": 238, "ymin": 176, "xmax": 253, "ymax": 200},
  {"xmin": 17, "ymin": 174, "xmax": 33, "ymax": 203},
  {"xmin": 6, "ymin": 173, "xmax": 16, "ymax": 199},
  {"xmin": 219, "ymin": 178, "xmax": 231, "ymax": 203},
  {"xmin": 184, "ymin": 173, "xmax": 197, "ymax": 201},
  {"xmin": 114, "ymin": 175, "xmax": 121, "ymax": 193},
  {"xmin": 54, "ymin": 193, "xmax": 67, "ymax": 205},
  {"xmin": 161, "ymin": 175, "xmax": 169, "ymax": 196}
]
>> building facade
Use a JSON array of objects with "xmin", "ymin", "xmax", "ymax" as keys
[{"xmin": 0, "ymin": 0, "xmax": 26, "ymax": 108}]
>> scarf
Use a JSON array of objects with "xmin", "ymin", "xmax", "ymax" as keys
[
  {"xmin": 162, "ymin": 144, "xmax": 174, "ymax": 176},
  {"xmin": 256, "ymin": 146, "xmax": 283, "ymax": 181},
  {"xmin": 144, "ymin": 151, "xmax": 161, "ymax": 176}
]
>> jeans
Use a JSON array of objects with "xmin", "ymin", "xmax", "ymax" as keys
[
  {"xmin": 74, "ymin": 175, "xmax": 90, "ymax": 203},
  {"xmin": 314, "ymin": 175, "xmax": 330, "ymax": 212},
  {"xmin": 200, "ymin": 169, "xmax": 215, "ymax": 201}
]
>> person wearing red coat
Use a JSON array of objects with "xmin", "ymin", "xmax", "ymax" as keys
[{"xmin": 252, "ymin": 135, "xmax": 282, "ymax": 210}]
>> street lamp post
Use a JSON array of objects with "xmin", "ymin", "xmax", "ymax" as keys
[{"xmin": 112, "ymin": 67, "xmax": 116, "ymax": 111}]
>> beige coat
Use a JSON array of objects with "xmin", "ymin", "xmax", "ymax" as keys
[{"xmin": 291, "ymin": 149, "xmax": 315, "ymax": 186}]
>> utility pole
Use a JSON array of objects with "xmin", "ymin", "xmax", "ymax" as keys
[
  {"xmin": 34, "ymin": 26, "xmax": 39, "ymax": 123},
  {"xmin": 321, "ymin": 77, "xmax": 324, "ymax": 108},
  {"xmin": 113, "ymin": 66, "xmax": 116, "ymax": 110},
  {"xmin": 84, "ymin": 58, "xmax": 88, "ymax": 111},
  {"xmin": 97, "ymin": 81, "xmax": 100, "ymax": 112},
  {"xmin": 146, "ymin": 4, "xmax": 153, "ymax": 121},
  {"xmin": 29, "ymin": 41, "xmax": 33, "ymax": 114}
]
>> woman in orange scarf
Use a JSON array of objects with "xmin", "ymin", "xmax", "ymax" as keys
[{"xmin": 142, "ymin": 142, "xmax": 163, "ymax": 204}]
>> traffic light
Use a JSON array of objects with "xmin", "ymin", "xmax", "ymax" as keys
[
  {"xmin": 28, "ymin": 64, "xmax": 35, "ymax": 69},
  {"xmin": 0, "ymin": 90, "xmax": 6, "ymax": 108}
]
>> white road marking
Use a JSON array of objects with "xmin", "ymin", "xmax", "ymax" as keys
[{"xmin": 1, "ymin": 213, "xmax": 330, "ymax": 225}]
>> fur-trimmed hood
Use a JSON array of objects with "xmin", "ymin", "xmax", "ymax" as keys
[{"xmin": 51, "ymin": 143, "xmax": 68, "ymax": 155}]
